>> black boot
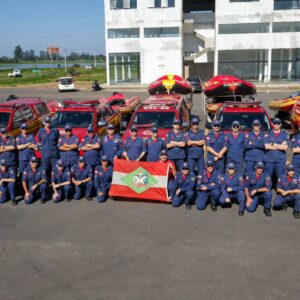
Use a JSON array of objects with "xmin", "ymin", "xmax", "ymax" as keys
[
  {"xmin": 211, "ymin": 203, "xmax": 217, "ymax": 212},
  {"xmin": 238, "ymin": 210, "xmax": 244, "ymax": 216},
  {"xmin": 185, "ymin": 203, "xmax": 191, "ymax": 210},
  {"xmin": 293, "ymin": 211, "xmax": 300, "ymax": 219},
  {"xmin": 264, "ymin": 208, "xmax": 272, "ymax": 217},
  {"xmin": 11, "ymin": 199, "xmax": 17, "ymax": 206}
]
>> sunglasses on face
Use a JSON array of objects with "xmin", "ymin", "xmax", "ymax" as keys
[
  {"xmin": 213, "ymin": 125, "xmax": 220, "ymax": 128},
  {"xmin": 58, "ymin": 165, "xmax": 64, "ymax": 168},
  {"xmin": 107, "ymin": 128, "xmax": 114, "ymax": 130},
  {"xmin": 131, "ymin": 129, "xmax": 137, "ymax": 132},
  {"xmin": 253, "ymin": 124, "xmax": 260, "ymax": 127},
  {"xmin": 192, "ymin": 123, "xmax": 198, "ymax": 126},
  {"xmin": 232, "ymin": 125, "xmax": 239, "ymax": 128},
  {"xmin": 273, "ymin": 122, "xmax": 281, "ymax": 125},
  {"xmin": 65, "ymin": 129, "xmax": 71, "ymax": 132}
]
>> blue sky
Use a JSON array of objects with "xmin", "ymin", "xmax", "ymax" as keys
[{"xmin": 0, "ymin": 0, "xmax": 105, "ymax": 57}]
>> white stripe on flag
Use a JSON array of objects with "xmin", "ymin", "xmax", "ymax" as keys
[{"xmin": 112, "ymin": 171, "xmax": 167, "ymax": 188}]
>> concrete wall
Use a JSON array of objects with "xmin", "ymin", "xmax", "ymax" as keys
[
  {"xmin": 215, "ymin": 0, "xmax": 300, "ymax": 51},
  {"xmin": 104, "ymin": 0, "xmax": 183, "ymax": 85}
]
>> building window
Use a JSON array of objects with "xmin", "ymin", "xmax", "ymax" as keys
[
  {"xmin": 271, "ymin": 49, "xmax": 300, "ymax": 80},
  {"xmin": 273, "ymin": 22, "xmax": 300, "ymax": 32},
  {"xmin": 218, "ymin": 50, "xmax": 268, "ymax": 81},
  {"xmin": 108, "ymin": 28, "xmax": 140, "ymax": 38},
  {"xmin": 109, "ymin": 53, "xmax": 140, "ymax": 84},
  {"xmin": 183, "ymin": 0, "xmax": 215, "ymax": 12},
  {"xmin": 149, "ymin": 0, "xmax": 175, "ymax": 7},
  {"xmin": 274, "ymin": 0, "xmax": 300, "ymax": 10},
  {"xmin": 144, "ymin": 27, "xmax": 179, "ymax": 38},
  {"xmin": 219, "ymin": 23, "xmax": 269, "ymax": 34},
  {"xmin": 229, "ymin": 0, "xmax": 259, "ymax": 2},
  {"xmin": 110, "ymin": 0, "xmax": 137, "ymax": 9}
]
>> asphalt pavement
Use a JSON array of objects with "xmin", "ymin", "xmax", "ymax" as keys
[{"xmin": 0, "ymin": 86, "xmax": 299, "ymax": 300}]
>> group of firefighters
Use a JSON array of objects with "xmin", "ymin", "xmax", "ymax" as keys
[{"xmin": 0, "ymin": 115, "xmax": 299, "ymax": 218}]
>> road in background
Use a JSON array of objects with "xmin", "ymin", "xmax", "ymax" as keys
[{"xmin": 0, "ymin": 87, "xmax": 299, "ymax": 300}]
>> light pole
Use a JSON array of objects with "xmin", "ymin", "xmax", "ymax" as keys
[{"xmin": 64, "ymin": 48, "xmax": 67, "ymax": 72}]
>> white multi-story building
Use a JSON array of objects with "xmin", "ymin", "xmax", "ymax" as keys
[{"xmin": 104, "ymin": 0, "xmax": 300, "ymax": 84}]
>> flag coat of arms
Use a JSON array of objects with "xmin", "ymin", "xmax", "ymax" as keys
[{"xmin": 109, "ymin": 159, "xmax": 169, "ymax": 202}]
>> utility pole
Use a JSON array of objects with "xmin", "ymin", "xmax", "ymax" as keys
[
  {"xmin": 64, "ymin": 48, "xmax": 67, "ymax": 72},
  {"xmin": 94, "ymin": 50, "xmax": 97, "ymax": 68}
]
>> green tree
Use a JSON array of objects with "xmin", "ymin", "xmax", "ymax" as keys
[{"xmin": 14, "ymin": 45, "xmax": 23, "ymax": 62}]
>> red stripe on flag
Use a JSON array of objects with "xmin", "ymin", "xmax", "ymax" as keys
[
  {"xmin": 113, "ymin": 158, "xmax": 168, "ymax": 176},
  {"xmin": 109, "ymin": 186, "xmax": 168, "ymax": 202}
]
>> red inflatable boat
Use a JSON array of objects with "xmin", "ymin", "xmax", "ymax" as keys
[
  {"xmin": 203, "ymin": 75, "xmax": 256, "ymax": 98},
  {"xmin": 148, "ymin": 74, "xmax": 193, "ymax": 95}
]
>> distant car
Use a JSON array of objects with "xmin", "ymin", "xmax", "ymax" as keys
[
  {"xmin": 208, "ymin": 101, "xmax": 273, "ymax": 133},
  {"xmin": 8, "ymin": 69, "xmax": 22, "ymax": 78},
  {"xmin": 187, "ymin": 77, "xmax": 202, "ymax": 93},
  {"xmin": 57, "ymin": 77, "xmax": 75, "ymax": 92}
]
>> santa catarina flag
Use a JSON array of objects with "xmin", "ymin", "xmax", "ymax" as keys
[{"xmin": 109, "ymin": 159, "xmax": 169, "ymax": 202}]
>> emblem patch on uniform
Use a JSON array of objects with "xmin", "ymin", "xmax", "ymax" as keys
[
  {"xmin": 191, "ymin": 177, "xmax": 195, "ymax": 182},
  {"xmin": 239, "ymin": 177, "xmax": 243, "ymax": 181},
  {"xmin": 121, "ymin": 167, "xmax": 157, "ymax": 194}
]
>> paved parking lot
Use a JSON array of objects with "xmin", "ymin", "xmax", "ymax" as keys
[{"xmin": 0, "ymin": 87, "xmax": 299, "ymax": 300}]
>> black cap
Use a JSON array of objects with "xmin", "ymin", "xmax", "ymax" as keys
[
  {"xmin": 255, "ymin": 161, "xmax": 265, "ymax": 169},
  {"xmin": 30, "ymin": 156, "xmax": 38, "ymax": 163}
]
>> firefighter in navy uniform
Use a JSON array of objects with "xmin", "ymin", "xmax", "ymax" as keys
[
  {"xmin": 185, "ymin": 117, "xmax": 205, "ymax": 174},
  {"xmin": 58, "ymin": 124, "xmax": 79, "ymax": 168},
  {"xmin": 145, "ymin": 127, "xmax": 165, "ymax": 162},
  {"xmin": 244, "ymin": 119, "xmax": 266, "ymax": 176},
  {"xmin": 291, "ymin": 133, "xmax": 300, "ymax": 175},
  {"xmin": 16, "ymin": 123, "xmax": 36, "ymax": 174},
  {"xmin": 273, "ymin": 164, "xmax": 300, "ymax": 219},
  {"xmin": 169, "ymin": 162, "xmax": 196, "ymax": 210},
  {"xmin": 245, "ymin": 161, "xmax": 272, "ymax": 216},
  {"xmin": 166, "ymin": 119, "xmax": 186, "ymax": 171},
  {"xmin": 123, "ymin": 126, "xmax": 146, "ymax": 161},
  {"xmin": 37, "ymin": 116, "xmax": 60, "ymax": 182},
  {"xmin": 220, "ymin": 162, "xmax": 246, "ymax": 216},
  {"xmin": 80, "ymin": 125, "xmax": 101, "ymax": 169},
  {"xmin": 0, "ymin": 128, "xmax": 16, "ymax": 173},
  {"xmin": 226, "ymin": 120, "xmax": 245, "ymax": 176},
  {"xmin": 101, "ymin": 124, "xmax": 123, "ymax": 166},
  {"xmin": 51, "ymin": 159, "xmax": 72, "ymax": 203},
  {"xmin": 264, "ymin": 118, "xmax": 290, "ymax": 183},
  {"xmin": 195, "ymin": 160, "xmax": 221, "ymax": 211},
  {"xmin": 0, "ymin": 159, "xmax": 16, "ymax": 206},
  {"xmin": 206, "ymin": 120, "xmax": 228, "ymax": 174},
  {"xmin": 94, "ymin": 156, "xmax": 113, "ymax": 203},
  {"xmin": 71, "ymin": 156, "xmax": 94, "ymax": 201},
  {"xmin": 22, "ymin": 156, "xmax": 47, "ymax": 204}
]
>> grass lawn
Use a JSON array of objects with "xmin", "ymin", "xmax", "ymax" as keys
[{"xmin": 0, "ymin": 67, "xmax": 107, "ymax": 87}]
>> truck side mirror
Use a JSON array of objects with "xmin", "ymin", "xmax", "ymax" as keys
[
  {"xmin": 182, "ymin": 122, "xmax": 189, "ymax": 128},
  {"xmin": 121, "ymin": 121, "xmax": 128, "ymax": 130},
  {"xmin": 98, "ymin": 120, "xmax": 107, "ymax": 127},
  {"xmin": 205, "ymin": 122, "xmax": 212, "ymax": 130}
]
